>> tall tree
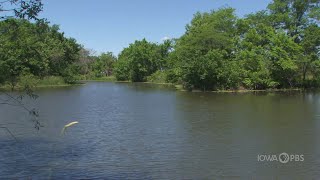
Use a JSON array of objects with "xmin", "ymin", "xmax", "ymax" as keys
[
  {"xmin": 268, "ymin": 0, "xmax": 320, "ymax": 42},
  {"xmin": 0, "ymin": 19, "xmax": 81, "ymax": 88},
  {"xmin": 170, "ymin": 8, "xmax": 240, "ymax": 90},
  {"xmin": 94, "ymin": 52, "xmax": 116, "ymax": 77},
  {"xmin": 115, "ymin": 39, "xmax": 163, "ymax": 82}
]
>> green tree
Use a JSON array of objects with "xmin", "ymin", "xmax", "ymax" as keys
[
  {"xmin": 267, "ymin": 0, "xmax": 320, "ymax": 86},
  {"xmin": 0, "ymin": 19, "xmax": 81, "ymax": 88},
  {"xmin": 157, "ymin": 39, "xmax": 173, "ymax": 70},
  {"xmin": 268, "ymin": 0, "xmax": 320, "ymax": 41},
  {"xmin": 236, "ymin": 15, "xmax": 302, "ymax": 88},
  {"xmin": 0, "ymin": 19, "xmax": 49, "ymax": 88},
  {"xmin": 77, "ymin": 48, "xmax": 96, "ymax": 75},
  {"xmin": 114, "ymin": 39, "xmax": 163, "ymax": 82},
  {"xmin": 0, "ymin": 0, "xmax": 43, "ymax": 130},
  {"xmin": 299, "ymin": 24, "xmax": 320, "ymax": 85},
  {"xmin": 268, "ymin": 32, "xmax": 301, "ymax": 87},
  {"xmin": 93, "ymin": 52, "xmax": 116, "ymax": 77},
  {"xmin": 170, "ymin": 8, "xmax": 239, "ymax": 90}
]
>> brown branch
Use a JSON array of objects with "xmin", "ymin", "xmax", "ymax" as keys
[
  {"xmin": 0, "ymin": 127, "xmax": 18, "ymax": 142},
  {"xmin": 2, "ymin": 92, "xmax": 31, "ymax": 112}
]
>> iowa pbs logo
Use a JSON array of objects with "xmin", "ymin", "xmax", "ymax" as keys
[{"xmin": 257, "ymin": 152, "xmax": 304, "ymax": 164}]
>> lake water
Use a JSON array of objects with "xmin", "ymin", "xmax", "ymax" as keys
[{"xmin": 1, "ymin": 82, "xmax": 320, "ymax": 179}]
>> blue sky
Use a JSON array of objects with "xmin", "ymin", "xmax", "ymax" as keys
[{"xmin": 40, "ymin": 0, "xmax": 272, "ymax": 55}]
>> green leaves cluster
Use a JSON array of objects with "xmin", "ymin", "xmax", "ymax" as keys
[
  {"xmin": 114, "ymin": 39, "xmax": 171, "ymax": 82},
  {"xmin": 91, "ymin": 52, "xmax": 116, "ymax": 77},
  {"xmin": 75, "ymin": 48, "xmax": 118, "ymax": 80},
  {"xmin": 1, "ymin": 0, "xmax": 319, "ymax": 91},
  {"xmin": 114, "ymin": 0, "xmax": 320, "ymax": 91},
  {"xmin": 0, "ymin": 19, "xmax": 81, "ymax": 88}
]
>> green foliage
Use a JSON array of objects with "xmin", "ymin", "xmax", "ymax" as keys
[
  {"xmin": 165, "ymin": 68, "xmax": 182, "ymax": 84},
  {"xmin": 114, "ymin": 58, "xmax": 130, "ymax": 81},
  {"xmin": 15, "ymin": 74, "xmax": 65, "ymax": 88},
  {"xmin": 147, "ymin": 70, "xmax": 167, "ymax": 83},
  {"xmin": 169, "ymin": 8, "xmax": 239, "ymax": 90},
  {"xmin": 92, "ymin": 52, "xmax": 116, "ymax": 77},
  {"xmin": 115, "ymin": 3, "xmax": 320, "ymax": 90},
  {"xmin": 0, "ymin": 75, "xmax": 67, "ymax": 90},
  {"xmin": 61, "ymin": 65, "xmax": 79, "ymax": 84},
  {"xmin": 37, "ymin": 76, "xmax": 66, "ymax": 86},
  {"xmin": 114, "ymin": 39, "xmax": 170, "ymax": 82},
  {"xmin": 76, "ymin": 50, "xmax": 117, "ymax": 80},
  {"xmin": 18, "ymin": 74, "xmax": 39, "ymax": 89},
  {"xmin": 0, "ymin": 19, "xmax": 81, "ymax": 88},
  {"xmin": 237, "ymin": 48, "xmax": 276, "ymax": 89},
  {"xmin": 267, "ymin": 0, "xmax": 320, "ymax": 40},
  {"xmin": 1, "ymin": 0, "xmax": 320, "ymax": 91},
  {"xmin": 268, "ymin": 32, "xmax": 301, "ymax": 87},
  {"xmin": 236, "ymin": 22, "xmax": 300, "ymax": 89},
  {"xmin": 164, "ymin": 1, "xmax": 320, "ymax": 91}
]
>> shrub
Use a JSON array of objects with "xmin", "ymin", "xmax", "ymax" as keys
[{"xmin": 147, "ymin": 70, "xmax": 167, "ymax": 83}]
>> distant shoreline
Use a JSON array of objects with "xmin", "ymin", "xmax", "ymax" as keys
[
  {"xmin": 80, "ymin": 80, "xmax": 309, "ymax": 93},
  {"xmin": 0, "ymin": 79, "xmax": 312, "ymax": 93}
]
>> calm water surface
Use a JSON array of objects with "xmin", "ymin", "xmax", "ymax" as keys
[{"xmin": 1, "ymin": 82, "xmax": 320, "ymax": 179}]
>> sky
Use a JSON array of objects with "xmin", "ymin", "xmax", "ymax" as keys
[{"xmin": 40, "ymin": 0, "xmax": 272, "ymax": 55}]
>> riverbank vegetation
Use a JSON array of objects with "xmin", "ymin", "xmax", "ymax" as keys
[
  {"xmin": 114, "ymin": 0, "xmax": 320, "ymax": 91},
  {"xmin": 0, "ymin": 19, "xmax": 117, "ymax": 89},
  {"xmin": 0, "ymin": 0, "xmax": 319, "ymax": 91},
  {"xmin": 0, "ymin": 19, "xmax": 80, "ymax": 89}
]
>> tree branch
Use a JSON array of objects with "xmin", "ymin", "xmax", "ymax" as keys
[
  {"xmin": 2, "ymin": 92, "xmax": 31, "ymax": 112},
  {"xmin": 0, "ymin": 127, "xmax": 18, "ymax": 142}
]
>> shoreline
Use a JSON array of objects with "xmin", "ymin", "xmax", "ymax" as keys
[
  {"xmin": 0, "ymin": 83, "xmax": 84, "ymax": 91},
  {"xmin": 0, "ymin": 79, "xmax": 313, "ymax": 93},
  {"xmin": 82, "ymin": 80, "xmax": 309, "ymax": 93},
  {"xmin": 207, "ymin": 88, "xmax": 304, "ymax": 93}
]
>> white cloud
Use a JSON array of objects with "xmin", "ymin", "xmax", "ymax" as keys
[{"xmin": 161, "ymin": 36, "xmax": 171, "ymax": 41}]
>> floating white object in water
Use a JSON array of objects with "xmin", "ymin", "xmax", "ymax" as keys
[{"xmin": 61, "ymin": 121, "xmax": 79, "ymax": 135}]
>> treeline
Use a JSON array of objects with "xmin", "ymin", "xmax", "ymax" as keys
[
  {"xmin": 77, "ymin": 49, "xmax": 116, "ymax": 80},
  {"xmin": 114, "ymin": 39, "xmax": 171, "ymax": 82},
  {"xmin": 1, "ymin": 0, "xmax": 319, "ymax": 91},
  {"xmin": 114, "ymin": 0, "xmax": 320, "ymax": 90},
  {"xmin": 0, "ymin": 19, "xmax": 80, "ymax": 88},
  {"xmin": 0, "ymin": 19, "xmax": 116, "ymax": 89}
]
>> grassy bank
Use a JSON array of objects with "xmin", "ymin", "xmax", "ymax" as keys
[
  {"xmin": 209, "ymin": 88, "xmax": 304, "ymax": 93},
  {"xmin": 173, "ymin": 84, "xmax": 305, "ymax": 93},
  {"xmin": 116, "ymin": 75, "xmax": 306, "ymax": 93},
  {"xmin": 0, "ymin": 76, "xmax": 78, "ymax": 91},
  {"xmin": 78, "ymin": 75, "xmax": 116, "ymax": 82},
  {"xmin": 0, "ymin": 74, "xmax": 309, "ymax": 93}
]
